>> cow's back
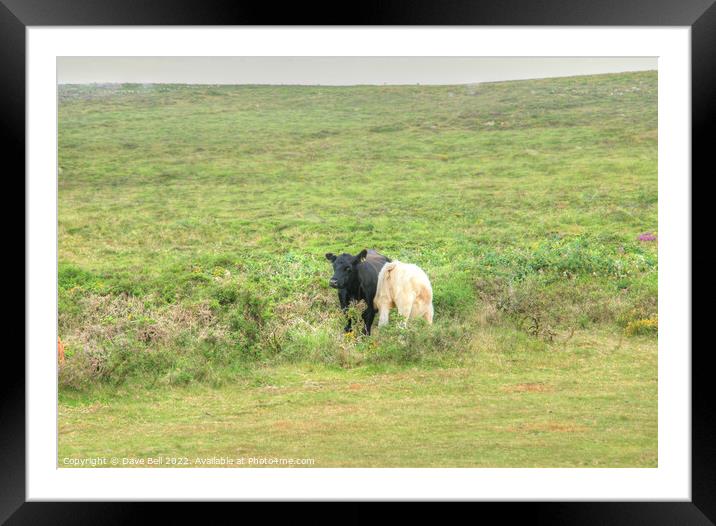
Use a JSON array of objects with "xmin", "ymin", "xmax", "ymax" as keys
[
  {"xmin": 379, "ymin": 262, "xmax": 426, "ymax": 297},
  {"xmin": 357, "ymin": 250, "xmax": 390, "ymax": 301}
]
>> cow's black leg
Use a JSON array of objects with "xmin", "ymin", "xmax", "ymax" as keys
[
  {"xmin": 339, "ymin": 289, "xmax": 352, "ymax": 332},
  {"xmin": 362, "ymin": 305, "xmax": 376, "ymax": 335},
  {"xmin": 343, "ymin": 310, "xmax": 353, "ymax": 333}
]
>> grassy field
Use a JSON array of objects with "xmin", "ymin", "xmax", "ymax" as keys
[{"xmin": 58, "ymin": 71, "xmax": 658, "ymax": 467}]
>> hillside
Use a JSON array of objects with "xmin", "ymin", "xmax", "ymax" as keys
[{"xmin": 58, "ymin": 71, "xmax": 657, "ymax": 467}]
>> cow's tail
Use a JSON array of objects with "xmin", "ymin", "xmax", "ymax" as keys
[
  {"xmin": 374, "ymin": 261, "xmax": 399, "ymax": 308},
  {"xmin": 382, "ymin": 261, "xmax": 398, "ymax": 274}
]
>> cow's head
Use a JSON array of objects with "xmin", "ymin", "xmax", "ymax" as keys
[{"xmin": 325, "ymin": 249, "xmax": 368, "ymax": 289}]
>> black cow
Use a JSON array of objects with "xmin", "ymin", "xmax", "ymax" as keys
[{"xmin": 325, "ymin": 249, "xmax": 391, "ymax": 335}]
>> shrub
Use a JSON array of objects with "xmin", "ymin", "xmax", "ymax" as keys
[
  {"xmin": 625, "ymin": 316, "xmax": 658, "ymax": 336},
  {"xmin": 476, "ymin": 235, "xmax": 657, "ymax": 282},
  {"xmin": 214, "ymin": 285, "xmax": 238, "ymax": 305},
  {"xmin": 473, "ymin": 235, "xmax": 658, "ymax": 340},
  {"xmin": 58, "ymin": 292, "xmax": 232, "ymax": 388},
  {"xmin": 365, "ymin": 321, "xmax": 470, "ymax": 366},
  {"xmin": 227, "ymin": 285, "xmax": 273, "ymax": 357},
  {"xmin": 433, "ymin": 272, "xmax": 476, "ymax": 318}
]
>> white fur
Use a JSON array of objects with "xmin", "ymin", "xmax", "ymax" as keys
[{"xmin": 374, "ymin": 261, "xmax": 434, "ymax": 327}]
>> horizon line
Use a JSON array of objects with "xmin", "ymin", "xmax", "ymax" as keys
[{"xmin": 57, "ymin": 68, "xmax": 657, "ymax": 87}]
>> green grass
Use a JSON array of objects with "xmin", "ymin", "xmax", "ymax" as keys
[
  {"xmin": 58, "ymin": 71, "xmax": 658, "ymax": 467},
  {"xmin": 59, "ymin": 329, "xmax": 655, "ymax": 467}
]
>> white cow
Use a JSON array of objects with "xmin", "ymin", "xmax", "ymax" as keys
[{"xmin": 374, "ymin": 261, "xmax": 434, "ymax": 327}]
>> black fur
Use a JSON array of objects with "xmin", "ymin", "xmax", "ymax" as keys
[{"xmin": 325, "ymin": 249, "xmax": 390, "ymax": 335}]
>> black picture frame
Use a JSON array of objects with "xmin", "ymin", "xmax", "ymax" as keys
[{"xmin": 4, "ymin": 0, "xmax": 709, "ymax": 522}]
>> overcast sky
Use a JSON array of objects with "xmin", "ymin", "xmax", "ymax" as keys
[{"xmin": 57, "ymin": 57, "xmax": 656, "ymax": 85}]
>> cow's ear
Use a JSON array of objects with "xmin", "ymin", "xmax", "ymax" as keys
[
  {"xmin": 356, "ymin": 249, "xmax": 368, "ymax": 263},
  {"xmin": 325, "ymin": 253, "xmax": 336, "ymax": 262}
]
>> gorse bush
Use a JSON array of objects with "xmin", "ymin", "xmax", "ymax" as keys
[
  {"xmin": 432, "ymin": 271, "xmax": 476, "ymax": 318},
  {"xmin": 469, "ymin": 235, "xmax": 657, "ymax": 341},
  {"xmin": 625, "ymin": 316, "xmax": 658, "ymax": 336},
  {"xmin": 475, "ymin": 235, "xmax": 657, "ymax": 282}
]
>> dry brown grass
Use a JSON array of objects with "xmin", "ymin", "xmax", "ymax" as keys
[
  {"xmin": 501, "ymin": 383, "xmax": 553, "ymax": 393},
  {"xmin": 60, "ymin": 293, "xmax": 225, "ymax": 352},
  {"xmin": 58, "ymin": 293, "xmax": 230, "ymax": 388},
  {"xmin": 507, "ymin": 422, "xmax": 589, "ymax": 433}
]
